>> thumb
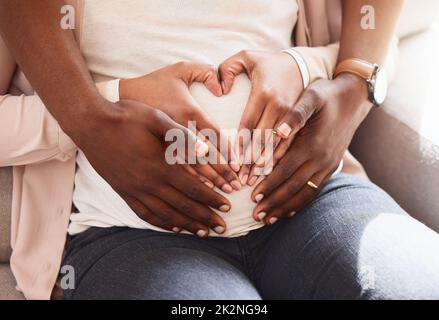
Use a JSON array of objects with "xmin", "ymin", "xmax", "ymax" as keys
[
  {"xmin": 274, "ymin": 87, "xmax": 323, "ymax": 140},
  {"xmin": 218, "ymin": 50, "xmax": 252, "ymax": 94},
  {"xmin": 262, "ymin": 87, "xmax": 324, "ymax": 172}
]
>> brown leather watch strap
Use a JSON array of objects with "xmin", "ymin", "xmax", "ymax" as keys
[{"xmin": 334, "ymin": 58, "xmax": 376, "ymax": 81}]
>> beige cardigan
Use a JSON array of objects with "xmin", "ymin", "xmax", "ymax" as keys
[{"xmin": 0, "ymin": 0, "xmax": 343, "ymax": 299}]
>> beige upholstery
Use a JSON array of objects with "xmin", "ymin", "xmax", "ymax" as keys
[
  {"xmin": 0, "ymin": 265, "xmax": 23, "ymax": 300},
  {"xmin": 396, "ymin": 0, "xmax": 439, "ymax": 38},
  {"xmin": 351, "ymin": 26, "xmax": 439, "ymax": 232},
  {"xmin": 0, "ymin": 167, "xmax": 12, "ymax": 263},
  {"xmin": 0, "ymin": 167, "xmax": 19, "ymax": 299}
]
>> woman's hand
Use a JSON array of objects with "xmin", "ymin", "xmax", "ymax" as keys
[
  {"xmin": 120, "ymin": 61, "xmax": 241, "ymax": 192},
  {"xmin": 250, "ymin": 74, "xmax": 372, "ymax": 225},
  {"xmin": 218, "ymin": 50, "xmax": 304, "ymax": 185}
]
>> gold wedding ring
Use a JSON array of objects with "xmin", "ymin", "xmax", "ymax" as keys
[
  {"xmin": 272, "ymin": 129, "xmax": 278, "ymax": 136},
  {"xmin": 307, "ymin": 180, "xmax": 319, "ymax": 190}
]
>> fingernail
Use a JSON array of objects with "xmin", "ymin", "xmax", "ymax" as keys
[
  {"xmin": 255, "ymin": 194, "xmax": 264, "ymax": 203},
  {"xmin": 231, "ymin": 180, "xmax": 242, "ymax": 190},
  {"xmin": 257, "ymin": 212, "xmax": 266, "ymax": 221},
  {"xmin": 195, "ymin": 140, "xmax": 209, "ymax": 156},
  {"xmin": 204, "ymin": 180, "xmax": 214, "ymax": 188},
  {"xmin": 230, "ymin": 162, "xmax": 240, "ymax": 172},
  {"xmin": 268, "ymin": 217, "xmax": 278, "ymax": 225},
  {"xmin": 277, "ymin": 123, "xmax": 292, "ymax": 139},
  {"xmin": 288, "ymin": 211, "xmax": 296, "ymax": 218},
  {"xmin": 196, "ymin": 229, "xmax": 207, "ymax": 237},
  {"xmin": 240, "ymin": 174, "xmax": 248, "ymax": 185},
  {"xmin": 221, "ymin": 184, "xmax": 233, "ymax": 193},
  {"xmin": 247, "ymin": 175, "xmax": 258, "ymax": 186},
  {"xmin": 263, "ymin": 166, "xmax": 273, "ymax": 175},
  {"xmin": 256, "ymin": 156, "xmax": 266, "ymax": 166},
  {"xmin": 214, "ymin": 226, "xmax": 225, "ymax": 234},
  {"xmin": 219, "ymin": 204, "xmax": 231, "ymax": 212},
  {"xmin": 172, "ymin": 227, "xmax": 181, "ymax": 233}
]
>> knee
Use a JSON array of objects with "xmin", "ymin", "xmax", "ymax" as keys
[{"xmin": 315, "ymin": 213, "xmax": 439, "ymax": 299}]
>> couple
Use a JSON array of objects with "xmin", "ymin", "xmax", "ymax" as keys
[{"xmin": 1, "ymin": 0, "xmax": 439, "ymax": 299}]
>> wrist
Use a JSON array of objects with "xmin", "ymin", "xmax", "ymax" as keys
[
  {"xmin": 60, "ymin": 94, "xmax": 119, "ymax": 146},
  {"xmin": 64, "ymin": 79, "xmax": 122, "ymax": 144},
  {"xmin": 334, "ymin": 72, "xmax": 373, "ymax": 113},
  {"xmin": 330, "ymin": 73, "xmax": 373, "ymax": 130}
]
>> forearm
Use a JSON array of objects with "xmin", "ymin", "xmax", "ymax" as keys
[
  {"xmin": 339, "ymin": 0, "xmax": 403, "ymax": 64},
  {"xmin": 0, "ymin": 94, "xmax": 76, "ymax": 166},
  {"xmin": 0, "ymin": 0, "xmax": 105, "ymax": 140},
  {"xmin": 0, "ymin": 80, "xmax": 118, "ymax": 166}
]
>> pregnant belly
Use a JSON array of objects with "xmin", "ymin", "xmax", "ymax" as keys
[
  {"xmin": 71, "ymin": 75, "xmax": 265, "ymax": 237},
  {"xmin": 189, "ymin": 74, "xmax": 264, "ymax": 236}
]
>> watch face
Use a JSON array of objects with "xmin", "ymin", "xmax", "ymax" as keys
[{"xmin": 373, "ymin": 69, "xmax": 388, "ymax": 105}]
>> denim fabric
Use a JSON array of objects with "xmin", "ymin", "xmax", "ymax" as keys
[{"xmin": 62, "ymin": 174, "xmax": 439, "ymax": 300}]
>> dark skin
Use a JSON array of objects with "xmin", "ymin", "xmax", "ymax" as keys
[
  {"xmin": 245, "ymin": 0, "xmax": 403, "ymax": 224},
  {"xmin": 92, "ymin": 100, "xmax": 231, "ymax": 235},
  {"xmin": 0, "ymin": 0, "xmax": 403, "ymax": 232},
  {"xmin": 119, "ymin": 61, "xmax": 241, "ymax": 192},
  {"xmin": 0, "ymin": 0, "xmax": 231, "ymax": 237},
  {"xmin": 251, "ymin": 73, "xmax": 371, "ymax": 224}
]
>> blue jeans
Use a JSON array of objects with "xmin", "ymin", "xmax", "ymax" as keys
[{"xmin": 62, "ymin": 174, "xmax": 439, "ymax": 299}]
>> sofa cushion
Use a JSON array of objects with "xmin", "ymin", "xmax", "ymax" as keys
[
  {"xmin": 351, "ymin": 27, "xmax": 439, "ymax": 231},
  {"xmin": 0, "ymin": 264, "xmax": 24, "ymax": 300},
  {"xmin": 396, "ymin": 0, "xmax": 439, "ymax": 39},
  {"xmin": 0, "ymin": 167, "xmax": 12, "ymax": 263}
]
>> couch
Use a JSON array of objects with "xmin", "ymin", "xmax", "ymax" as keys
[{"xmin": 1, "ymin": 1, "xmax": 438, "ymax": 300}]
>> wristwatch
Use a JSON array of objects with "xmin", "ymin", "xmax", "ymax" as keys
[{"xmin": 334, "ymin": 58, "xmax": 388, "ymax": 106}]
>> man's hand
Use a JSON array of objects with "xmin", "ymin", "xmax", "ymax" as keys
[
  {"xmin": 250, "ymin": 74, "xmax": 372, "ymax": 225},
  {"xmin": 218, "ymin": 50, "xmax": 304, "ymax": 185},
  {"xmin": 120, "ymin": 61, "xmax": 241, "ymax": 192},
  {"xmin": 78, "ymin": 99, "xmax": 232, "ymax": 237}
]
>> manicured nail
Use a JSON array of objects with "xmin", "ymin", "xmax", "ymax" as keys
[
  {"xmin": 221, "ymin": 184, "xmax": 233, "ymax": 193},
  {"xmin": 196, "ymin": 229, "xmax": 207, "ymax": 237},
  {"xmin": 257, "ymin": 212, "xmax": 266, "ymax": 221},
  {"xmin": 256, "ymin": 156, "xmax": 266, "ymax": 166},
  {"xmin": 277, "ymin": 123, "xmax": 292, "ymax": 139},
  {"xmin": 214, "ymin": 226, "xmax": 225, "ymax": 234},
  {"xmin": 219, "ymin": 204, "xmax": 231, "ymax": 212},
  {"xmin": 268, "ymin": 217, "xmax": 278, "ymax": 225},
  {"xmin": 240, "ymin": 174, "xmax": 248, "ymax": 185},
  {"xmin": 172, "ymin": 227, "xmax": 181, "ymax": 233},
  {"xmin": 204, "ymin": 180, "xmax": 214, "ymax": 188},
  {"xmin": 230, "ymin": 162, "xmax": 241, "ymax": 172},
  {"xmin": 247, "ymin": 175, "xmax": 258, "ymax": 186},
  {"xmin": 231, "ymin": 180, "xmax": 242, "ymax": 190},
  {"xmin": 195, "ymin": 140, "xmax": 209, "ymax": 156},
  {"xmin": 263, "ymin": 166, "xmax": 273, "ymax": 175},
  {"xmin": 255, "ymin": 194, "xmax": 264, "ymax": 203},
  {"xmin": 288, "ymin": 211, "xmax": 296, "ymax": 218}
]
